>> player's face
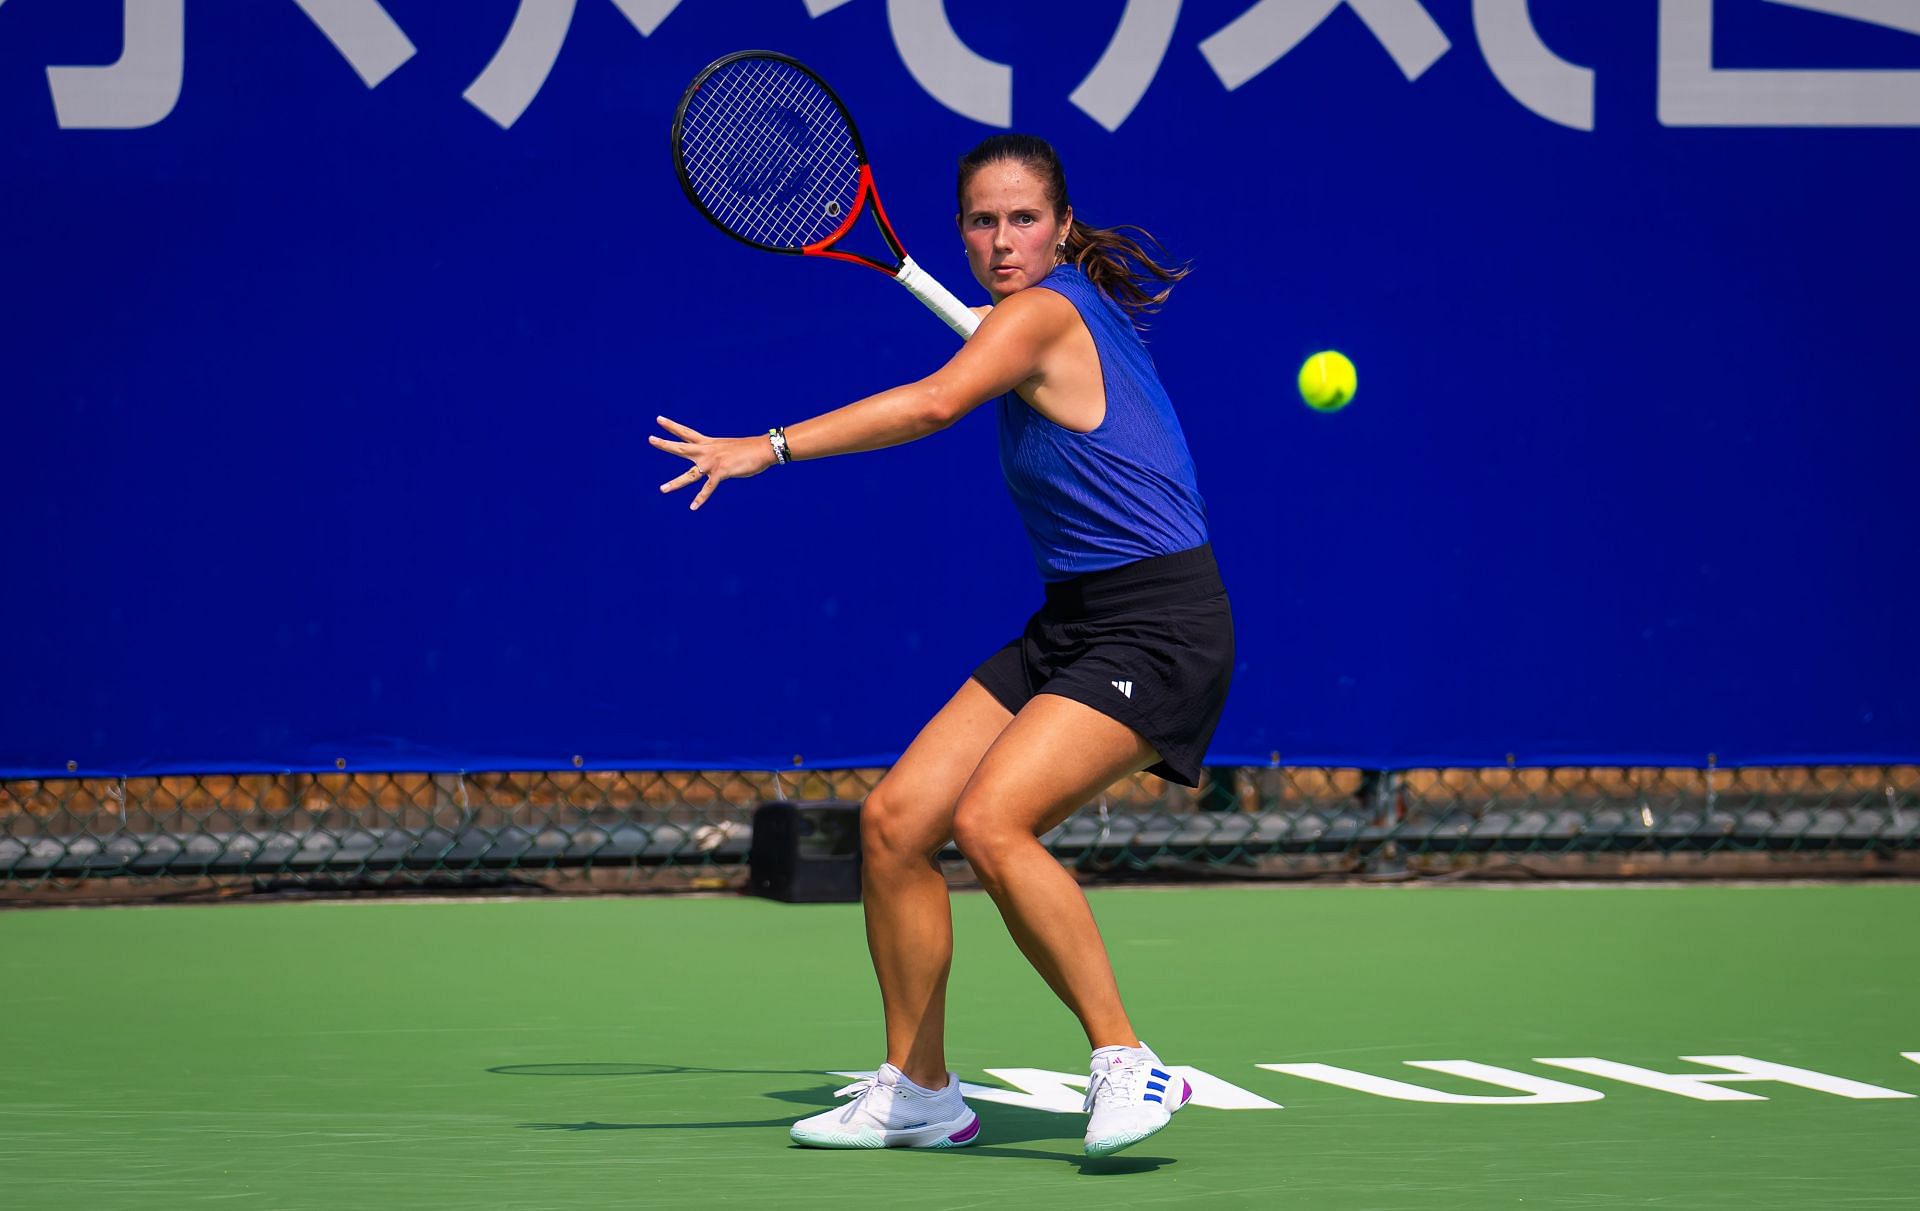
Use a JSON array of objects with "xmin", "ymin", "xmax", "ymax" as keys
[{"xmin": 959, "ymin": 161, "xmax": 1072, "ymax": 302}]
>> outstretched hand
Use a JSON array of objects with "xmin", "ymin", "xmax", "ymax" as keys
[{"xmin": 650, "ymin": 415, "xmax": 777, "ymax": 511}]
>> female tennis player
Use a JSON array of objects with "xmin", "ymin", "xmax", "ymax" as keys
[{"xmin": 650, "ymin": 134, "xmax": 1231, "ymax": 1157}]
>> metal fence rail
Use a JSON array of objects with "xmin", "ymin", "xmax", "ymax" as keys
[{"xmin": 4, "ymin": 765, "xmax": 1915, "ymax": 895}]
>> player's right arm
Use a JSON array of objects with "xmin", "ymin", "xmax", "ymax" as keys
[
  {"xmin": 783, "ymin": 289, "xmax": 1064, "ymax": 455},
  {"xmin": 650, "ymin": 289, "xmax": 1072, "ymax": 509}
]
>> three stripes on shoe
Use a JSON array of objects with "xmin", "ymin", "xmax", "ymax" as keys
[{"xmin": 1144, "ymin": 1066, "xmax": 1171, "ymax": 1104}]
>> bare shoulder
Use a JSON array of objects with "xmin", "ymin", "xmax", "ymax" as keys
[{"xmin": 975, "ymin": 285, "xmax": 1077, "ymax": 339}]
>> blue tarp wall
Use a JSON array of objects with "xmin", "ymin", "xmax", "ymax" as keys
[{"xmin": 4, "ymin": 0, "xmax": 1917, "ymax": 776}]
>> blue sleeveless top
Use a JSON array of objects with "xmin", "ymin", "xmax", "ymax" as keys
[{"xmin": 996, "ymin": 264, "xmax": 1210, "ymax": 582}]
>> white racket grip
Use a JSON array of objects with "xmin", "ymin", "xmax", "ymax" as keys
[{"xmin": 895, "ymin": 256, "xmax": 981, "ymax": 339}]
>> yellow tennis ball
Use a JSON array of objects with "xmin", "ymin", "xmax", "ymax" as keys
[{"xmin": 1298, "ymin": 351, "xmax": 1357, "ymax": 412}]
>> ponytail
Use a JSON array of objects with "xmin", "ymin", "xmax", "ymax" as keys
[{"xmin": 1061, "ymin": 219, "xmax": 1189, "ymax": 320}]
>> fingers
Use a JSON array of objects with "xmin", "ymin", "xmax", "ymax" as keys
[
  {"xmin": 648, "ymin": 416, "xmax": 722, "ymax": 509},
  {"xmin": 659, "ymin": 465, "xmax": 703, "ymax": 494},
  {"xmin": 656, "ymin": 414, "xmax": 708, "ymax": 442}
]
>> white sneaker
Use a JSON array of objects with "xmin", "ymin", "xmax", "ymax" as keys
[
  {"xmin": 1082, "ymin": 1043, "xmax": 1192, "ymax": 1157},
  {"xmin": 789, "ymin": 1063, "xmax": 981, "ymax": 1149}
]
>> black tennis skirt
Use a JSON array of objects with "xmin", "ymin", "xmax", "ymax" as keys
[{"xmin": 970, "ymin": 543, "xmax": 1234, "ymax": 787}]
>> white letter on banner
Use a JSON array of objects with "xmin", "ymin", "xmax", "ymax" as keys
[
  {"xmin": 292, "ymin": 0, "xmax": 416, "ymax": 89},
  {"xmin": 463, "ymin": 0, "xmax": 678, "ymax": 128},
  {"xmin": 1200, "ymin": 0, "xmax": 1450, "ymax": 92},
  {"xmin": 1261, "ymin": 1061, "xmax": 1605, "ymax": 1104},
  {"xmin": 47, "ymin": 0, "xmax": 184, "ymax": 130},
  {"xmin": 1473, "ymin": 0, "xmax": 1595, "ymax": 131},
  {"xmin": 1659, "ymin": 0, "xmax": 1920, "ymax": 127},
  {"xmin": 465, "ymin": 0, "xmax": 575, "ymax": 129},
  {"xmin": 886, "ymin": 0, "xmax": 1011, "ymax": 127},
  {"xmin": 606, "ymin": 0, "xmax": 682, "ymax": 36},
  {"xmin": 1536, "ymin": 1056, "xmax": 1919, "ymax": 1101},
  {"xmin": 1069, "ymin": 0, "xmax": 1183, "ymax": 132}
]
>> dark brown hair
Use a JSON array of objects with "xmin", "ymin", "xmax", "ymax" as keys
[{"xmin": 957, "ymin": 134, "xmax": 1188, "ymax": 320}]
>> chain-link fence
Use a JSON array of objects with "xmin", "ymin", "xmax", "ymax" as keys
[{"xmin": 4, "ymin": 764, "xmax": 1916, "ymax": 901}]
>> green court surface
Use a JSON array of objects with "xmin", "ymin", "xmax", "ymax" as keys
[{"xmin": 3, "ymin": 884, "xmax": 1916, "ymax": 1208}]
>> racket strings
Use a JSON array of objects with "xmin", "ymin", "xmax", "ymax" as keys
[
  {"xmin": 679, "ymin": 58, "xmax": 862, "ymax": 251},
  {"xmin": 694, "ymin": 69, "xmax": 854, "ymax": 245}
]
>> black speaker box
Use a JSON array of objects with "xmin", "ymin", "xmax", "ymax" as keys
[{"xmin": 748, "ymin": 800, "xmax": 863, "ymax": 903}]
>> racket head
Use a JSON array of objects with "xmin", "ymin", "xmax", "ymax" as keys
[{"xmin": 671, "ymin": 51, "xmax": 876, "ymax": 257}]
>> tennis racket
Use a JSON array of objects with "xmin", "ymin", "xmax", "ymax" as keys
[{"xmin": 671, "ymin": 50, "xmax": 981, "ymax": 340}]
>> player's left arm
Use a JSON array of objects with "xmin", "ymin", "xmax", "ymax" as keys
[{"xmin": 652, "ymin": 290, "xmax": 1071, "ymax": 510}]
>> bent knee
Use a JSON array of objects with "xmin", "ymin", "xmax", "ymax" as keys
[
  {"xmin": 860, "ymin": 784, "xmax": 951, "ymax": 863},
  {"xmin": 949, "ymin": 800, "xmax": 1028, "ymax": 875}
]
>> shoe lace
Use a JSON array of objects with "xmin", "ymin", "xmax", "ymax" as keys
[
  {"xmin": 1082, "ymin": 1063, "xmax": 1136, "ymax": 1113},
  {"xmin": 832, "ymin": 1076, "xmax": 877, "ymax": 1101}
]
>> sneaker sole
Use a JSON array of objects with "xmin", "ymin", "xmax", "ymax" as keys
[
  {"xmin": 1084, "ymin": 1123, "xmax": 1163, "ymax": 1158},
  {"xmin": 791, "ymin": 1110, "xmax": 980, "ymax": 1150},
  {"xmin": 1084, "ymin": 1078, "xmax": 1191, "ymax": 1157}
]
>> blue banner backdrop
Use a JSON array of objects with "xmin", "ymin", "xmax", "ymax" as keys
[{"xmin": 4, "ymin": 1, "xmax": 1917, "ymax": 776}]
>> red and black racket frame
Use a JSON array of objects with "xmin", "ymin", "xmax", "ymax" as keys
[{"xmin": 670, "ymin": 49, "xmax": 911, "ymax": 277}]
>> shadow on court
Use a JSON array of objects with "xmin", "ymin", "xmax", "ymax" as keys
[
  {"xmin": 489, "ymin": 1062, "xmax": 828, "ymax": 1078},
  {"xmin": 494, "ymin": 1062, "xmax": 1175, "ymax": 1172},
  {"xmin": 519, "ymin": 1119, "xmax": 1171, "ymax": 1174}
]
